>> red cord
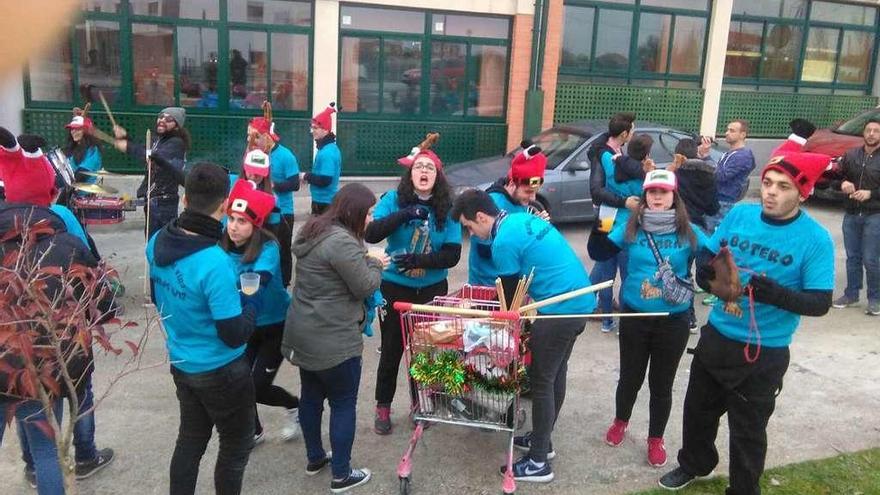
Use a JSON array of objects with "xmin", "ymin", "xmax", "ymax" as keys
[{"xmin": 743, "ymin": 285, "xmax": 761, "ymax": 363}]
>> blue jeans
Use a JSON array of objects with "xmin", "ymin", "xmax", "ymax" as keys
[
  {"xmin": 704, "ymin": 200, "xmax": 735, "ymax": 234},
  {"xmin": 299, "ymin": 356, "xmax": 362, "ymax": 479},
  {"xmin": 843, "ymin": 212, "xmax": 880, "ymax": 303},
  {"xmin": 146, "ymin": 197, "xmax": 179, "ymax": 238},
  {"xmin": 1, "ymin": 398, "xmax": 65, "ymax": 495},
  {"xmin": 591, "ymin": 250, "xmax": 628, "ymax": 325}
]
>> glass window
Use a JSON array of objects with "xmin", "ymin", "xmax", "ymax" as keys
[
  {"xmin": 131, "ymin": 23, "xmax": 174, "ymax": 106},
  {"xmin": 340, "ymin": 37, "xmax": 380, "ymax": 113},
  {"xmin": 640, "ymin": 0, "xmax": 708, "ymax": 10},
  {"xmin": 467, "ymin": 45, "xmax": 506, "ymax": 117},
  {"xmin": 593, "ymin": 10, "xmax": 632, "ymax": 71},
  {"xmin": 177, "ymin": 27, "xmax": 218, "ymax": 108},
  {"xmin": 75, "ymin": 21, "xmax": 122, "ymax": 105},
  {"xmin": 431, "ymin": 14, "xmax": 509, "ymax": 38},
  {"xmin": 561, "ymin": 5, "xmax": 594, "ymax": 70},
  {"xmin": 340, "ymin": 6, "xmax": 424, "ymax": 34},
  {"xmin": 636, "ymin": 13, "xmax": 672, "ymax": 73},
  {"xmin": 130, "ymin": 0, "xmax": 220, "ymax": 20},
  {"xmin": 382, "ymin": 40, "xmax": 422, "ymax": 115},
  {"xmin": 836, "ymin": 30, "xmax": 873, "ymax": 85},
  {"xmin": 670, "ymin": 16, "xmax": 705, "ymax": 75},
  {"xmin": 82, "ymin": 0, "xmax": 121, "ymax": 13},
  {"xmin": 28, "ymin": 37, "xmax": 73, "ymax": 102},
  {"xmin": 810, "ymin": 1, "xmax": 876, "ymax": 26},
  {"xmin": 228, "ymin": 0, "xmax": 312, "ymax": 26},
  {"xmin": 731, "ymin": 0, "xmax": 806, "ymax": 18},
  {"xmin": 761, "ymin": 24, "xmax": 801, "ymax": 80},
  {"xmin": 229, "ymin": 31, "xmax": 267, "ymax": 109},
  {"xmin": 725, "ymin": 20, "xmax": 762, "ymax": 78},
  {"xmin": 530, "ymin": 130, "xmax": 588, "ymax": 170},
  {"xmin": 429, "ymin": 42, "xmax": 466, "ymax": 116},
  {"xmin": 271, "ymin": 33, "xmax": 310, "ymax": 111},
  {"xmin": 801, "ymin": 27, "xmax": 838, "ymax": 83}
]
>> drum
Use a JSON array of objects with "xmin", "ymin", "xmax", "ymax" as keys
[{"xmin": 46, "ymin": 148, "xmax": 76, "ymax": 187}]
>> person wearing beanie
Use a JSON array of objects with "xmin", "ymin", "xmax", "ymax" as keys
[
  {"xmin": 829, "ymin": 117, "xmax": 880, "ymax": 316},
  {"xmin": 113, "ymin": 106, "xmax": 189, "ymax": 237},
  {"xmin": 219, "ymin": 179, "xmax": 300, "ymax": 445},
  {"xmin": 659, "ymin": 152, "xmax": 834, "ymax": 493},
  {"xmin": 146, "ymin": 163, "xmax": 259, "ymax": 495},
  {"xmin": 469, "ymin": 140, "xmax": 550, "ymax": 286},
  {"xmin": 303, "ymin": 102, "xmax": 341, "ymax": 215},
  {"xmin": 588, "ymin": 169, "xmax": 709, "ymax": 469},
  {"xmin": 365, "ymin": 135, "xmax": 462, "ymax": 436}
]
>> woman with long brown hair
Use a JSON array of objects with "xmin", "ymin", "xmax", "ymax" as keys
[
  {"xmin": 588, "ymin": 169, "xmax": 709, "ymax": 468},
  {"xmin": 282, "ymin": 183, "xmax": 388, "ymax": 493}
]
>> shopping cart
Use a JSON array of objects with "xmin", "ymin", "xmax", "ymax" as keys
[{"xmin": 394, "ymin": 285, "xmax": 526, "ymax": 494}]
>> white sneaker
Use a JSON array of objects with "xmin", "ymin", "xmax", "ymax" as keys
[{"xmin": 281, "ymin": 407, "xmax": 301, "ymax": 441}]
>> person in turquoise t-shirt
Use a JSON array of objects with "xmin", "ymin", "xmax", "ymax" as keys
[
  {"xmin": 660, "ymin": 152, "xmax": 834, "ymax": 493},
  {"xmin": 64, "ymin": 113, "xmax": 102, "ymax": 186},
  {"xmin": 469, "ymin": 141, "xmax": 551, "ymax": 286},
  {"xmin": 220, "ymin": 178, "xmax": 300, "ymax": 445},
  {"xmin": 365, "ymin": 137, "xmax": 461, "ymax": 435},
  {"xmin": 146, "ymin": 163, "xmax": 259, "ymax": 495},
  {"xmin": 452, "ymin": 189, "xmax": 595, "ymax": 484},
  {"xmin": 588, "ymin": 169, "xmax": 708, "ymax": 469},
  {"xmin": 303, "ymin": 103, "xmax": 341, "ymax": 215}
]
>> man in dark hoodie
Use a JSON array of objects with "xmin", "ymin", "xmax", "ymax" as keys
[
  {"xmin": 673, "ymin": 138, "xmax": 719, "ymax": 231},
  {"xmin": 113, "ymin": 107, "xmax": 189, "ymax": 237},
  {"xmin": 146, "ymin": 163, "xmax": 258, "ymax": 495}
]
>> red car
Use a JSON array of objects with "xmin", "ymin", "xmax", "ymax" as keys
[{"xmin": 805, "ymin": 107, "xmax": 880, "ymax": 200}]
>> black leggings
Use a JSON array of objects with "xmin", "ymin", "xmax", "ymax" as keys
[
  {"xmin": 245, "ymin": 322, "xmax": 299, "ymax": 435},
  {"xmin": 375, "ymin": 279, "xmax": 448, "ymax": 406},
  {"xmin": 615, "ymin": 310, "xmax": 690, "ymax": 438}
]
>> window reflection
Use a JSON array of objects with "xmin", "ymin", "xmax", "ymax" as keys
[
  {"xmin": 340, "ymin": 37, "xmax": 380, "ymax": 113},
  {"xmin": 229, "ymin": 31, "xmax": 267, "ymax": 109},
  {"xmin": 837, "ymin": 31, "xmax": 873, "ymax": 84},
  {"xmin": 429, "ymin": 43, "xmax": 467, "ymax": 116},
  {"xmin": 177, "ymin": 27, "xmax": 218, "ymax": 108},
  {"xmin": 725, "ymin": 21, "xmax": 762, "ymax": 79},
  {"xmin": 29, "ymin": 37, "xmax": 73, "ymax": 102},
  {"xmin": 75, "ymin": 21, "xmax": 122, "ymax": 105},
  {"xmin": 132, "ymin": 23, "xmax": 174, "ymax": 106},
  {"xmin": 467, "ymin": 45, "xmax": 506, "ymax": 117},
  {"xmin": 801, "ymin": 27, "xmax": 838, "ymax": 83},
  {"xmin": 761, "ymin": 24, "xmax": 800, "ymax": 80},
  {"xmin": 271, "ymin": 33, "xmax": 309, "ymax": 111},
  {"xmin": 130, "ymin": 0, "xmax": 219, "ymax": 20},
  {"xmin": 383, "ymin": 40, "xmax": 422, "ymax": 115},
  {"xmin": 593, "ymin": 10, "xmax": 631, "ymax": 71}
]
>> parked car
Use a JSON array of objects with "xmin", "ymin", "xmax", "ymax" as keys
[
  {"xmin": 445, "ymin": 120, "xmax": 726, "ymax": 223},
  {"xmin": 804, "ymin": 107, "xmax": 880, "ymax": 201}
]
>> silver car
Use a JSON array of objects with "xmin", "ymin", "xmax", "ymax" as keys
[{"xmin": 445, "ymin": 120, "xmax": 726, "ymax": 223}]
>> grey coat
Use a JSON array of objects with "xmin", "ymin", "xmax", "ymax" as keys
[{"xmin": 282, "ymin": 225, "xmax": 383, "ymax": 371}]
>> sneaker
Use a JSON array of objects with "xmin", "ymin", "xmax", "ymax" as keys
[
  {"xmin": 306, "ymin": 451, "xmax": 332, "ymax": 476},
  {"xmin": 512, "ymin": 432, "xmax": 556, "ymax": 460},
  {"xmin": 833, "ymin": 295, "xmax": 859, "ymax": 309},
  {"xmin": 330, "ymin": 468, "xmax": 372, "ymax": 493},
  {"xmin": 24, "ymin": 468, "xmax": 36, "ymax": 488},
  {"xmin": 374, "ymin": 405, "xmax": 392, "ymax": 435},
  {"xmin": 605, "ymin": 418, "xmax": 628, "ymax": 446},
  {"xmin": 75, "ymin": 448, "xmax": 115, "ymax": 479},
  {"xmin": 254, "ymin": 430, "xmax": 265, "ymax": 446},
  {"xmin": 866, "ymin": 301, "xmax": 880, "ymax": 316},
  {"xmin": 600, "ymin": 319, "xmax": 618, "ymax": 333},
  {"xmin": 500, "ymin": 455, "xmax": 554, "ymax": 483},
  {"xmin": 689, "ymin": 321, "xmax": 699, "ymax": 335},
  {"xmin": 647, "ymin": 437, "xmax": 667, "ymax": 467},
  {"xmin": 376, "ymin": 347, "xmax": 382, "ymax": 354},
  {"xmin": 658, "ymin": 466, "xmax": 696, "ymax": 490},
  {"xmin": 701, "ymin": 295, "xmax": 718, "ymax": 306},
  {"xmin": 281, "ymin": 407, "xmax": 301, "ymax": 441}
]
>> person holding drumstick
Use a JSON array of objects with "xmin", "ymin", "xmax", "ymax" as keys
[{"xmin": 64, "ymin": 108, "xmax": 102, "ymax": 185}]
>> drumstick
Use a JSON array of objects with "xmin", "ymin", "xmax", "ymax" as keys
[
  {"xmin": 144, "ymin": 128, "xmax": 152, "ymax": 300},
  {"xmin": 495, "ymin": 277, "xmax": 507, "ymax": 311},
  {"xmin": 89, "ymin": 127, "xmax": 116, "ymax": 146},
  {"xmin": 518, "ymin": 280, "xmax": 613, "ymax": 313},
  {"xmin": 99, "ymin": 91, "xmax": 118, "ymax": 129}
]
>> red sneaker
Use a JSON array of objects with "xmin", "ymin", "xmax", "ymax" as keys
[
  {"xmin": 647, "ymin": 437, "xmax": 667, "ymax": 467},
  {"xmin": 604, "ymin": 418, "xmax": 628, "ymax": 446}
]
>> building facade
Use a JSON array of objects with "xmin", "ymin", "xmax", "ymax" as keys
[{"xmin": 7, "ymin": 0, "xmax": 880, "ymax": 174}]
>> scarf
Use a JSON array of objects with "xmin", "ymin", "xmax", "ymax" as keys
[
  {"xmin": 640, "ymin": 209, "xmax": 677, "ymax": 235},
  {"xmin": 176, "ymin": 210, "xmax": 222, "ymax": 240}
]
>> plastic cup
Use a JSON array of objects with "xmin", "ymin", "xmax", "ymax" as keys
[{"xmin": 240, "ymin": 272, "xmax": 260, "ymax": 296}]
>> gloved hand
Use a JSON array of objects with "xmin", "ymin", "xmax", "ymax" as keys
[
  {"xmin": 17, "ymin": 134, "xmax": 47, "ymax": 153},
  {"xmin": 748, "ymin": 274, "xmax": 787, "ymax": 306},
  {"xmin": 392, "ymin": 253, "xmax": 421, "ymax": 271},
  {"xmin": 695, "ymin": 263, "xmax": 716, "ymax": 293},
  {"xmin": 402, "ymin": 205, "xmax": 429, "ymax": 222},
  {"xmin": 0, "ymin": 127, "xmax": 16, "ymax": 149},
  {"xmin": 240, "ymin": 292, "xmax": 263, "ymax": 315}
]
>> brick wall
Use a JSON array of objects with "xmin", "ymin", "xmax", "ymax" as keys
[
  {"xmin": 540, "ymin": 0, "xmax": 563, "ymax": 130},
  {"xmin": 505, "ymin": 14, "xmax": 533, "ymax": 152}
]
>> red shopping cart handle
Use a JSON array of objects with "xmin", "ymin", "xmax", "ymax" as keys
[{"xmin": 393, "ymin": 301, "xmax": 519, "ymax": 320}]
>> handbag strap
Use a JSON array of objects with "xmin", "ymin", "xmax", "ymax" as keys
[{"xmin": 643, "ymin": 231, "xmax": 665, "ymax": 267}]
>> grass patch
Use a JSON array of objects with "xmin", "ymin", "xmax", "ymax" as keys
[{"xmin": 628, "ymin": 448, "xmax": 880, "ymax": 495}]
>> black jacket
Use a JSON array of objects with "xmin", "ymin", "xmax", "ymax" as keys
[
  {"xmin": 131, "ymin": 131, "xmax": 187, "ymax": 199},
  {"xmin": 677, "ymin": 159, "xmax": 720, "ymax": 229},
  {"xmin": 588, "ymin": 133, "xmax": 627, "ymax": 209},
  {"xmin": 832, "ymin": 146, "xmax": 880, "ymax": 215}
]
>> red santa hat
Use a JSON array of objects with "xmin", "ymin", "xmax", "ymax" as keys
[
  {"xmin": 508, "ymin": 141, "xmax": 547, "ymax": 187},
  {"xmin": 0, "ymin": 140, "xmax": 58, "ymax": 207},
  {"xmin": 311, "ymin": 102, "xmax": 336, "ymax": 132},
  {"xmin": 762, "ymin": 152, "xmax": 833, "ymax": 198},
  {"xmin": 242, "ymin": 149, "xmax": 271, "ymax": 178},
  {"xmin": 398, "ymin": 133, "xmax": 442, "ymax": 170},
  {"xmin": 227, "ymin": 179, "xmax": 276, "ymax": 227},
  {"xmin": 249, "ymin": 101, "xmax": 279, "ymax": 142}
]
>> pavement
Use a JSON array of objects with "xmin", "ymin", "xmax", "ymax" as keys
[{"xmin": 3, "ymin": 152, "xmax": 880, "ymax": 494}]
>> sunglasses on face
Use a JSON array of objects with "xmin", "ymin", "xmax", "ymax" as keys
[
  {"xmin": 157, "ymin": 114, "xmax": 176, "ymax": 123},
  {"xmin": 515, "ymin": 176, "xmax": 544, "ymax": 188}
]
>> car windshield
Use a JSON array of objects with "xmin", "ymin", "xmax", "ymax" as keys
[
  {"xmin": 511, "ymin": 130, "xmax": 589, "ymax": 169},
  {"xmin": 835, "ymin": 109, "xmax": 880, "ymax": 136}
]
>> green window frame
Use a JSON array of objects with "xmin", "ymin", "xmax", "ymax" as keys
[
  {"xmin": 559, "ymin": 0, "xmax": 712, "ymax": 88},
  {"xmin": 725, "ymin": 0, "xmax": 879, "ymax": 93},
  {"xmin": 337, "ymin": 4, "xmax": 511, "ymax": 122},
  {"xmin": 24, "ymin": 0, "xmax": 314, "ymax": 116}
]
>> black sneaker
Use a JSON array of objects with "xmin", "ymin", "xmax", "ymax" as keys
[
  {"xmin": 306, "ymin": 451, "xmax": 332, "ymax": 476},
  {"xmin": 330, "ymin": 468, "xmax": 372, "ymax": 493},
  {"xmin": 658, "ymin": 466, "xmax": 697, "ymax": 490},
  {"xmin": 75, "ymin": 448, "xmax": 115, "ymax": 479},
  {"xmin": 512, "ymin": 432, "xmax": 556, "ymax": 460},
  {"xmin": 500, "ymin": 455, "xmax": 554, "ymax": 483},
  {"xmin": 24, "ymin": 468, "xmax": 36, "ymax": 488}
]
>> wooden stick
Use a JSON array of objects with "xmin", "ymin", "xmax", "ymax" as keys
[
  {"xmin": 143, "ymin": 129, "xmax": 152, "ymax": 300},
  {"xmin": 99, "ymin": 91, "xmax": 118, "ymax": 129},
  {"xmin": 495, "ymin": 277, "xmax": 507, "ymax": 311},
  {"xmin": 512, "ymin": 275, "xmax": 527, "ymax": 311},
  {"xmin": 393, "ymin": 302, "xmax": 517, "ymax": 320},
  {"xmin": 523, "ymin": 312, "xmax": 669, "ymax": 320},
  {"xmin": 518, "ymin": 280, "xmax": 614, "ymax": 313},
  {"xmin": 89, "ymin": 127, "xmax": 116, "ymax": 146},
  {"xmin": 518, "ymin": 268, "xmax": 536, "ymax": 310}
]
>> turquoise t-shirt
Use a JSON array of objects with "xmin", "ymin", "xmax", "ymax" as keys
[
  {"xmin": 707, "ymin": 203, "xmax": 834, "ymax": 347},
  {"xmin": 468, "ymin": 190, "xmax": 527, "ymax": 286},
  {"xmin": 226, "ymin": 240, "xmax": 291, "ymax": 326},
  {"xmin": 601, "ymin": 150, "xmax": 642, "ymax": 228},
  {"xmin": 270, "ymin": 143, "xmax": 299, "ymax": 215},
  {"xmin": 609, "ymin": 220, "xmax": 708, "ymax": 314},
  {"xmin": 492, "ymin": 213, "xmax": 596, "ymax": 315},
  {"xmin": 68, "ymin": 146, "xmax": 101, "ymax": 186},
  {"xmin": 310, "ymin": 141, "xmax": 341, "ymax": 204},
  {"xmin": 146, "ymin": 237, "xmax": 244, "ymax": 373},
  {"xmin": 49, "ymin": 204, "xmax": 89, "ymax": 247},
  {"xmin": 375, "ymin": 190, "xmax": 462, "ymax": 289}
]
